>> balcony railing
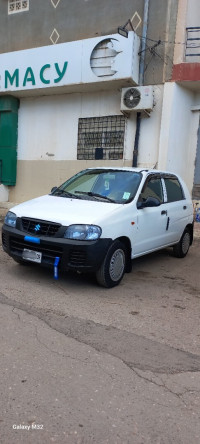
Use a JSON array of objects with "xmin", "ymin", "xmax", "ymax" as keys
[{"xmin": 186, "ymin": 27, "xmax": 200, "ymax": 62}]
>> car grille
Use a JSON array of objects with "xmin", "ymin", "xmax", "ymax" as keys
[
  {"xmin": 2, "ymin": 233, "xmax": 9, "ymax": 249},
  {"xmin": 21, "ymin": 218, "xmax": 61, "ymax": 237},
  {"xmin": 10, "ymin": 237, "xmax": 63, "ymax": 265}
]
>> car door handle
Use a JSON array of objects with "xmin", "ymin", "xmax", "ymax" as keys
[
  {"xmin": 166, "ymin": 217, "xmax": 170, "ymax": 231},
  {"xmin": 183, "ymin": 205, "xmax": 187, "ymax": 210},
  {"xmin": 161, "ymin": 210, "xmax": 167, "ymax": 215}
]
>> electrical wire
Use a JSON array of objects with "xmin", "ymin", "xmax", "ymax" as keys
[
  {"xmin": 138, "ymin": 40, "xmax": 173, "ymax": 67},
  {"xmin": 139, "ymin": 35, "xmax": 200, "ymax": 49},
  {"xmin": 138, "ymin": 35, "xmax": 186, "ymax": 46}
]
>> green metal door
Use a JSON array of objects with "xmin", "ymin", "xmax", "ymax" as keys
[{"xmin": 0, "ymin": 96, "xmax": 19, "ymax": 186}]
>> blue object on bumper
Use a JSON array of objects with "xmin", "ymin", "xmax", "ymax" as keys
[
  {"xmin": 24, "ymin": 236, "xmax": 40, "ymax": 244},
  {"xmin": 54, "ymin": 256, "xmax": 60, "ymax": 279}
]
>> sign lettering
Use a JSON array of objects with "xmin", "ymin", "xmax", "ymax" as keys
[
  {"xmin": 4, "ymin": 62, "xmax": 68, "ymax": 89},
  {"xmin": 5, "ymin": 69, "xmax": 19, "ymax": 88},
  {"xmin": 54, "ymin": 62, "xmax": 68, "ymax": 83},
  {"xmin": 23, "ymin": 67, "xmax": 36, "ymax": 86},
  {"xmin": 40, "ymin": 64, "xmax": 51, "ymax": 84}
]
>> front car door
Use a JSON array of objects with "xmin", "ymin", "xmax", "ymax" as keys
[{"xmin": 133, "ymin": 174, "xmax": 168, "ymax": 255}]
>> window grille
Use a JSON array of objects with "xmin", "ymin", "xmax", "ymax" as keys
[
  {"xmin": 8, "ymin": 0, "xmax": 29, "ymax": 14},
  {"xmin": 77, "ymin": 116, "xmax": 126, "ymax": 160},
  {"xmin": 186, "ymin": 27, "xmax": 200, "ymax": 61}
]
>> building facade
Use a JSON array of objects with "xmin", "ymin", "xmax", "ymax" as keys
[
  {"xmin": 171, "ymin": 0, "xmax": 200, "ymax": 199},
  {"xmin": 2, "ymin": 0, "xmax": 198, "ymax": 203}
]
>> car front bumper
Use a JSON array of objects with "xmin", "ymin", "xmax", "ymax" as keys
[{"xmin": 2, "ymin": 224, "xmax": 112, "ymax": 273}]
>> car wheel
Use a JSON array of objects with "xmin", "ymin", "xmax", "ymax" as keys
[
  {"xmin": 173, "ymin": 228, "xmax": 191, "ymax": 258},
  {"xmin": 96, "ymin": 240, "xmax": 127, "ymax": 288}
]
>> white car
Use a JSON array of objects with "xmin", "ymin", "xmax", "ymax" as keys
[{"xmin": 2, "ymin": 167, "xmax": 194, "ymax": 287}]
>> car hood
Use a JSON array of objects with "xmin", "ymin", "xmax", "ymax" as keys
[{"xmin": 10, "ymin": 194, "xmax": 122, "ymax": 225}]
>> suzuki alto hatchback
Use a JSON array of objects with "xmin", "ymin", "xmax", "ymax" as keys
[{"xmin": 2, "ymin": 168, "xmax": 194, "ymax": 287}]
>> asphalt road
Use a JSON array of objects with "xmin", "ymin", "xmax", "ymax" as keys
[{"xmin": 0, "ymin": 220, "xmax": 200, "ymax": 444}]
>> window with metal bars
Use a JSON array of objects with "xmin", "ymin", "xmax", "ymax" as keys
[
  {"xmin": 77, "ymin": 116, "xmax": 126, "ymax": 160},
  {"xmin": 186, "ymin": 27, "xmax": 200, "ymax": 61},
  {"xmin": 8, "ymin": 0, "xmax": 29, "ymax": 14}
]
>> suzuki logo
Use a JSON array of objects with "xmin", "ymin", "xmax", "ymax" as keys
[{"xmin": 34, "ymin": 224, "xmax": 41, "ymax": 232}]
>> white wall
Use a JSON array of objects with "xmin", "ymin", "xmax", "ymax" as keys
[
  {"xmin": 0, "ymin": 185, "xmax": 8, "ymax": 202},
  {"xmin": 18, "ymin": 87, "xmax": 164, "ymax": 166},
  {"xmin": 138, "ymin": 85, "xmax": 164, "ymax": 168},
  {"xmin": 18, "ymin": 91, "xmax": 131, "ymax": 162},
  {"xmin": 187, "ymin": 0, "xmax": 200, "ymax": 26},
  {"xmin": 158, "ymin": 82, "xmax": 197, "ymax": 192},
  {"xmin": 14, "ymin": 83, "xmax": 200, "ymax": 201},
  {"xmin": 14, "ymin": 89, "xmax": 140, "ymax": 201},
  {"xmin": 15, "ymin": 83, "xmax": 200, "ymax": 201},
  {"xmin": 174, "ymin": 0, "xmax": 200, "ymax": 64}
]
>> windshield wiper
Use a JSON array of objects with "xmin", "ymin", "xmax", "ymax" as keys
[
  {"xmin": 54, "ymin": 189, "xmax": 80, "ymax": 199},
  {"xmin": 75, "ymin": 190, "xmax": 115, "ymax": 203}
]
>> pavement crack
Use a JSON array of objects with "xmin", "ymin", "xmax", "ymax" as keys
[
  {"xmin": 34, "ymin": 324, "xmax": 90, "ymax": 363},
  {"xmin": 131, "ymin": 367, "xmax": 186, "ymax": 404},
  {"xmin": 1, "ymin": 291, "xmax": 200, "ymax": 376},
  {"xmin": 130, "ymin": 368, "xmax": 199, "ymax": 410},
  {"xmin": 34, "ymin": 324, "xmax": 117, "ymax": 380}
]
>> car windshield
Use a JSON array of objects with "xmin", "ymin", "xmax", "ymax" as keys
[{"xmin": 51, "ymin": 169, "xmax": 142, "ymax": 204}]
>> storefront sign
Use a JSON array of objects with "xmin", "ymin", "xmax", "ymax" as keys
[
  {"xmin": 0, "ymin": 32, "xmax": 140, "ymax": 94},
  {"xmin": 4, "ymin": 62, "xmax": 68, "ymax": 88}
]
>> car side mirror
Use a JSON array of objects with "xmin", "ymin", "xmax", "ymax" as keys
[
  {"xmin": 137, "ymin": 196, "xmax": 161, "ymax": 209},
  {"xmin": 51, "ymin": 186, "xmax": 58, "ymax": 194}
]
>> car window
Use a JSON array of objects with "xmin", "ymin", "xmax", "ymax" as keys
[
  {"xmin": 164, "ymin": 177, "xmax": 184, "ymax": 202},
  {"xmin": 140, "ymin": 177, "xmax": 163, "ymax": 203},
  {"xmin": 92, "ymin": 172, "xmax": 141, "ymax": 202},
  {"xmin": 66, "ymin": 173, "xmax": 97, "ymax": 193},
  {"xmin": 54, "ymin": 169, "xmax": 142, "ymax": 203}
]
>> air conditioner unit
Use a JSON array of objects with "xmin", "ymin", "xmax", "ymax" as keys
[{"xmin": 121, "ymin": 86, "xmax": 154, "ymax": 112}]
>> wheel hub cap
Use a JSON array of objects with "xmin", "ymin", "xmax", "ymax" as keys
[
  {"xmin": 109, "ymin": 249, "xmax": 125, "ymax": 282},
  {"xmin": 182, "ymin": 232, "xmax": 190, "ymax": 254}
]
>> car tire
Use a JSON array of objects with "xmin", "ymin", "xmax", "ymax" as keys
[
  {"xmin": 173, "ymin": 228, "xmax": 191, "ymax": 258},
  {"xmin": 96, "ymin": 240, "xmax": 127, "ymax": 288}
]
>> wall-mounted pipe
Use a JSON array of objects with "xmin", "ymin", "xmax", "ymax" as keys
[
  {"xmin": 132, "ymin": 0, "xmax": 150, "ymax": 167},
  {"xmin": 139, "ymin": 0, "xmax": 150, "ymax": 86}
]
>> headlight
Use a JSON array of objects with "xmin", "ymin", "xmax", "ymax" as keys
[
  {"xmin": 64, "ymin": 224, "xmax": 102, "ymax": 241},
  {"xmin": 4, "ymin": 211, "xmax": 17, "ymax": 228}
]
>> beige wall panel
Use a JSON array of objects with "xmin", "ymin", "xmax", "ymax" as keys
[
  {"xmin": 173, "ymin": 0, "xmax": 188, "ymax": 64},
  {"xmin": 9, "ymin": 159, "xmax": 132, "ymax": 203}
]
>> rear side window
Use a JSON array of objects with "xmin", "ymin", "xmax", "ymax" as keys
[{"xmin": 164, "ymin": 177, "xmax": 184, "ymax": 202}]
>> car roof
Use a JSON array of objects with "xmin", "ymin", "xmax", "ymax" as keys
[{"xmin": 86, "ymin": 167, "xmax": 179, "ymax": 176}]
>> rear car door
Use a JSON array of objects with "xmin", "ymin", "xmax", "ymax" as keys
[{"xmin": 161, "ymin": 175, "xmax": 191, "ymax": 243}]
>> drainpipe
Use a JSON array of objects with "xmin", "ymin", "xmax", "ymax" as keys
[{"xmin": 132, "ymin": 0, "xmax": 150, "ymax": 167}]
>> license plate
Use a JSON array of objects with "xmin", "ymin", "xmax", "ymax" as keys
[{"xmin": 22, "ymin": 249, "xmax": 42, "ymax": 263}]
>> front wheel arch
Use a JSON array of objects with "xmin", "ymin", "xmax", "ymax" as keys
[{"xmin": 117, "ymin": 236, "xmax": 132, "ymax": 273}]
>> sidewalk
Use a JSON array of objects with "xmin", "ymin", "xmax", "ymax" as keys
[
  {"xmin": 1, "ymin": 201, "xmax": 200, "ymax": 239},
  {"xmin": 195, "ymin": 220, "xmax": 200, "ymax": 239},
  {"xmin": 0, "ymin": 202, "xmax": 15, "ymax": 220}
]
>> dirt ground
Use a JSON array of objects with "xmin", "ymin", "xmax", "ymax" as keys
[{"xmin": 0, "ymin": 218, "xmax": 200, "ymax": 443}]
